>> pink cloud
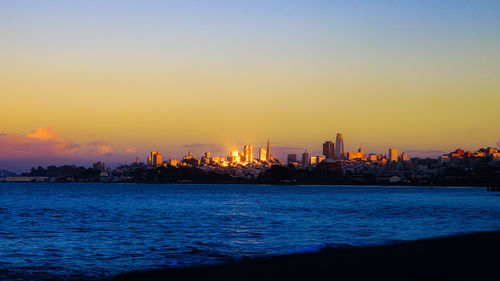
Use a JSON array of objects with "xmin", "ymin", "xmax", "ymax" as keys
[
  {"xmin": 0, "ymin": 126, "xmax": 80, "ymax": 158},
  {"xmin": 0, "ymin": 127, "xmax": 136, "ymax": 172}
]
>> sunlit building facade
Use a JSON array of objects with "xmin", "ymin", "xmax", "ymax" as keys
[
  {"xmin": 244, "ymin": 145, "xmax": 253, "ymax": 162},
  {"xmin": 150, "ymin": 151, "xmax": 162, "ymax": 166},
  {"xmin": 389, "ymin": 148, "xmax": 398, "ymax": 162},
  {"xmin": 401, "ymin": 152, "xmax": 408, "ymax": 161},
  {"xmin": 259, "ymin": 146, "xmax": 267, "ymax": 161}
]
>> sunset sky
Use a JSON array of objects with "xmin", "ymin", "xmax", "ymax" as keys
[{"xmin": 1, "ymin": 0, "xmax": 499, "ymax": 171}]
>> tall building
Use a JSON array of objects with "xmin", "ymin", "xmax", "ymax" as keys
[
  {"xmin": 259, "ymin": 146, "xmax": 267, "ymax": 161},
  {"xmin": 244, "ymin": 145, "xmax": 253, "ymax": 162},
  {"xmin": 287, "ymin": 154, "xmax": 297, "ymax": 163},
  {"xmin": 302, "ymin": 150, "xmax": 310, "ymax": 165},
  {"xmin": 401, "ymin": 152, "xmax": 408, "ymax": 161},
  {"xmin": 334, "ymin": 133, "xmax": 344, "ymax": 160},
  {"xmin": 389, "ymin": 148, "xmax": 398, "ymax": 162},
  {"xmin": 228, "ymin": 150, "xmax": 241, "ymax": 163},
  {"xmin": 266, "ymin": 139, "xmax": 271, "ymax": 161},
  {"xmin": 150, "ymin": 151, "xmax": 162, "ymax": 166},
  {"xmin": 323, "ymin": 141, "xmax": 335, "ymax": 159}
]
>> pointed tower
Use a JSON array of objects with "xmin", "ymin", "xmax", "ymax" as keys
[
  {"xmin": 334, "ymin": 133, "xmax": 344, "ymax": 160},
  {"xmin": 266, "ymin": 139, "xmax": 271, "ymax": 161}
]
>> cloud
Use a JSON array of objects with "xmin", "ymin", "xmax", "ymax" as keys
[
  {"xmin": 0, "ymin": 126, "xmax": 80, "ymax": 158},
  {"xmin": 85, "ymin": 141, "xmax": 114, "ymax": 155},
  {"xmin": 0, "ymin": 127, "xmax": 134, "ymax": 172}
]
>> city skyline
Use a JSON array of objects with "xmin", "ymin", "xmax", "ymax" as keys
[{"xmin": 1, "ymin": 125, "xmax": 499, "ymax": 172}]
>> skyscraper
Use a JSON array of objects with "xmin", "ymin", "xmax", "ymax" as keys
[
  {"xmin": 302, "ymin": 150, "xmax": 310, "ymax": 165},
  {"xmin": 323, "ymin": 141, "xmax": 335, "ymax": 159},
  {"xmin": 266, "ymin": 139, "xmax": 271, "ymax": 161},
  {"xmin": 150, "ymin": 151, "xmax": 162, "ymax": 166},
  {"xmin": 244, "ymin": 145, "xmax": 253, "ymax": 162},
  {"xmin": 334, "ymin": 133, "xmax": 344, "ymax": 160},
  {"xmin": 389, "ymin": 148, "xmax": 398, "ymax": 162},
  {"xmin": 259, "ymin": 146, "xmax": 267, "ymax": 161}
]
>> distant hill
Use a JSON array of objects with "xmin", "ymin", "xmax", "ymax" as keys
[{"xmin": 0, "ymin": 170, "xmax": 17, "ymax": 177}]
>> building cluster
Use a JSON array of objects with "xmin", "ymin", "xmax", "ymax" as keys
[
  {"xmin": 145, "ymin": 139, "xmax": 277, "ymax": 169},
  {"xmin": 286, "ymin": 133, "xmax": 408, "ymax": 168}
]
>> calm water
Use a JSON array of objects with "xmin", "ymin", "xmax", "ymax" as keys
[{"xmin": 0, "ymin": 183, "xmax": 499, "ymax": 280}]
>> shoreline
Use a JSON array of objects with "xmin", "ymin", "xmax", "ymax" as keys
[
  {"xmin": 108, "ymin": 230, "xmax": 500, "ymax": 281},
  {"xmin": 1, "ymin": 181, "xmax": 497, "ymax": 189}
]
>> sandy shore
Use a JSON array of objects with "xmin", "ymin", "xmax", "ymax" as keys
[{"xmin": 107, "ymin": 230, "xmax": 500, "ymax": 281}]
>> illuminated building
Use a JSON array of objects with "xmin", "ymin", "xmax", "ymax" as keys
[
  {"xmin": 259, "ymin": 146, "xmax": 267, "ymax": 161},
  {"xmin": 302, "ymin": 150, "xmax": 310, "ymax": 165},
  {"xmin": 266, "ymin": 139, "xmax": 271, "ymax": 161},
  {"xmin": 287, "ymin": 154, "xmax": 297, "ymax": 163},
  {"xmin": 201, "ymin": 152, "xmax": 211, "ymax": 164},
  {"xmin": 228, "ymin": 150, "xmax": 241, "ymax": 163},
  {"xmin": 389, "ymin": 148, "xmax": 398, "ymax": 162},
  {"xmin": 368, "ymin": 153, "xmax": 378, "ymax": 162},
  {"xmin": 150, "ymin": 151, "xmax": 162, "ymax": 166},
  {"xmin": 334, "ymin": 133, "xmax": 344, "ymax": 160},
  {"xmin": 323, "ymin": 141, "xmax": 334, "ymax": 159},
  {"xmin": 183, "ymin": 152, "xmax": 195, "ymax": 161},
  {"xmin": 346, "ymin": 147, "xmax": 365, "ymax": 160},
  {"xmin": 244, "ymin": 145, "xmax": 253, "ymax": 162},
  {"xmin": 317, "ymin": 155, "xmax": 326, "ymax": 164},
  {"xmin": 310, "ymin": 156, "xmax": 317, "ymax": 165},
  {"xmin": 401, "ymin": 152, "xmax": 408, "ymax": 161},
  {"xmin": 168, "ymin": 159, "xmax": 179, "ymax": 167}
]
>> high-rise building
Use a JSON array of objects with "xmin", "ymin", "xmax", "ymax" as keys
[
  {"xmin": 287, "ymin": 154, "xmax": 297, "ymax": 163},
  {"xmin": 323, "ymin": 141, "xmax": 335, "ymax": 159},
  {"xmin": 259, "ymin": 146, "xmax": 267, "ymax": 161},
  {"xmin": 401, "ymin": 152, "xmax": 408, "ymax": 161},
  {"xmin": 389, "ymin": 148, "xmax": 398, "ymax": 162},
  {"xmin": 334, "ymin": 133, "xmax": 344, "ymax": 160},
  {"xmin": 228, "ymin": 150, "xmax": 241, "ymax": 163},
  {"xmin": 205, "ymin": 152, "xmax": 211, "ymax": 159},
  {"xmin": 266, "ymin": 139, "xmax": 271, "ymax": 161},
  {"xmin": 244, "ymin": 145, "xmax": 253, "ymax": 162},
  {"xmin": 150, "ymin": 151, "xmax": 162, "ymax": 166},
  {"xmin": 302, "ymin": 150, "xmax": 310, "ymax": 165}
]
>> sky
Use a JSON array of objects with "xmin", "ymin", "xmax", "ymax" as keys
[{"xmin": 1, "ymin": 0, "xmax": 499, "ymax": 172}]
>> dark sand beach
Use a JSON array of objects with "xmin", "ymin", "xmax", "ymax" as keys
[{"xmin": 109, "ymin": 231, "xmax": 499, "ymax": 281}]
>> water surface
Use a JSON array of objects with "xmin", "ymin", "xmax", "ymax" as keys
[{"xmin": 0, "ymin": 183, "xmax": 499, "ymax": 280}]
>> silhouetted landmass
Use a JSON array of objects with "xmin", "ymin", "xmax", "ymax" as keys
[
  {"xmin": 0, "ymin": 169, "xmax": 17, "ymax": 177},
  {"xmin": 108, "ymin": 231, "xmax": 500, "ymax": 281},
  {"xmin": 18, "ymin": 162, "xmax": 500, "ymax": 187},
  {"xmin": 21, "ymin": 165, "xmax": 101, "ymax": 182}
]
